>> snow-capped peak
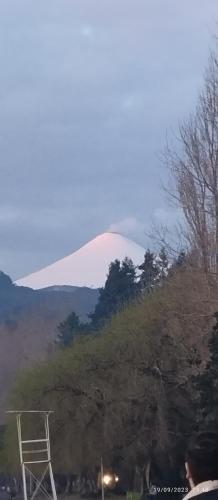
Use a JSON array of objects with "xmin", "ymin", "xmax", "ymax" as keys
[{"xmin": 15, "ymin": 232, "xmax": 145, "ymax": 290}]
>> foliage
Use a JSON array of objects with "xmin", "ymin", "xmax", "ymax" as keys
[
  {"xmin": 138, "ymin": 250, "xmax": 159, "ymax": 293},
  {"xmin": 4, "ymin": 265, "xmax": 215, "ymax": 475},
  {"xmin": 197, "ymin": 312, "xmax": 218, "ymax": 428},
  {"xmin": 156, "ymin": 247, "xmax": 169, "ymax": 282},
  {"xmin": 90, "ymin": 257, "xmax": 138, "ymax": 329},
  {"xmin": 57, "ymin": 311, "xmax": 89, "ymax": 347},
  {"xmin": 168, "ymin": 251, "xmax": 187, "ymax": 278},
  {"xmin": 57, "ymin": 257, "xmax": 139, "ymax": 346},
  {"xmin": 138, "ymin": 249, "xmax": 166, "ymax": 293},
  {"xmin": 57, "ymin": 250, "xmax": 171, "ymax": 347}
]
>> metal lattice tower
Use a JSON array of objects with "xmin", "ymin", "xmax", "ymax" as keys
[{"xmin": 7, "ymin": 411, "xmax": 57, "ymax": 500}]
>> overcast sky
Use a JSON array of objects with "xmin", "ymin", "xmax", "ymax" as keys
[{"xmin": 0, "ymin": 0, "xmax": 217, "ymax": 279}]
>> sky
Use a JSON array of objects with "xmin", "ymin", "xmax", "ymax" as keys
[{"xmin": 0, "ymin": 0, "xmax": 217, "ymax": 280}]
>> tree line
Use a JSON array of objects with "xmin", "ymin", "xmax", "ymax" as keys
[
  {"xmin": 57, "ymin": 248, "xmax": 185, "ymax": 347},
  {"xmin": 3, "ymin": 259, "xmax": 218, "ymax": 484}
]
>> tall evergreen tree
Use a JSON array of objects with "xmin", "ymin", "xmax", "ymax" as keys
[
  {"xmin": 57, "ymin": 311, "xmax": 88, "ymax": 347},
  {"xmin": 157, "ymin": 246, "xmax": 169, "ymax": 282},
  {"xmin": 138, "ymin": 250, "xmax": 159, "ymax": 293},
  {"xmin": 57, "ymin": 258, "xmax": 138, "ymax": 343},
  {"xmin": 168, "ymin": 251, "xmax": 187, "ymax": 278},
  {"xmin": 175, "ymin": 251, "xmax": 186, "ymax": 268},
  {"xmin": 120, "ymin": 257, "xmax": 138, "ymax": 299},
  {"xmin": 90, "ymin": 257, "xmax": 138, "ymax": 329}
]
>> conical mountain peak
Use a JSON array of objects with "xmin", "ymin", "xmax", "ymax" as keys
[{"xmin": 16, "ymin": 232, "xmax": 145, "ymax": 290}]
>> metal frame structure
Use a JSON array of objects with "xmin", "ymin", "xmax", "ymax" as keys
[{"xmin": 7, "ymin": 411, "xmax": 57, "ymax": 500}]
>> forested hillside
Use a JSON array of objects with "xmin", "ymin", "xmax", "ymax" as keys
[{"xmin": 0, "ymin": 271, "xmax": 99, "ymax": 421}]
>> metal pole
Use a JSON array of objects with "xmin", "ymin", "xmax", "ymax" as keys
[
  {"xmin": 17, "ymin": 415, "xmax": 28, "ymax": 500},
  {"xmin": 101, "ymin": 457, "xmax": 104, "ymax": 500},
  {"xmin": 29, "ymin": 471, "xmax": 32, "ymax": 496},
  {"xmin": 48, "ymin": 462, "xmax": 57, "ymax": 500},
  {"xmin": 45, "ymin": 413, "xmax": 57, "ymax": 500}
]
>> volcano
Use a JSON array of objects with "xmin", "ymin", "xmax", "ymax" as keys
[{"xmin": 15, "ymin": 232, "xmax": 145, "ymax": 290}]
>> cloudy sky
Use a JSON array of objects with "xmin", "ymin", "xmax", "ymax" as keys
[{"xmin": 0, "ymin": 0, "xmax": 217, "ymax": 279}]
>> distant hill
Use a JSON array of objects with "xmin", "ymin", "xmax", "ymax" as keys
[
  {"xmin": 0, "ymin": 271, "xmax": 99, "ymax": 421},
  {"xmin": 0, "ymin": 271, "xmax": 98, "ymax": 323}
]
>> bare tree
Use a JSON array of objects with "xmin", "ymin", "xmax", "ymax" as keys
[{"xmin": 166, "ymin": 51, "xmax": 218, "ymax": 275}]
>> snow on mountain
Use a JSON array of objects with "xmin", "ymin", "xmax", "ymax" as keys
[{"xmin": 15, "ymin": 232, "xmax": 145, "ymax": 290}]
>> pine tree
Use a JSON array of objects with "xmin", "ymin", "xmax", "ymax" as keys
[
  {"xmin": 57, "ymin": 258, "xmax": 138, "ymax": 342},
  {"xmin": 175, "ymin": 251, "xmax": 186, "ymax": 267},
  {"xmin": 138, "ymin": 250, "xmax": 159, "ymax": 293},
  {"xmin": 90, "ymin": 258, "xmax": 138, "ymax": 329},
  {"xmin": 57, "ymin": 311, "xmax": 88, "ymax": 347},
  {"xmin": 157, "ymin": 246, "xmax": 169, "ymax": 282},
  {"xmin": 168, "ymin": 251, "xmax": 186, "ymax": 278},
  {"xmin": 120, "ymin": 257, "xmax": 138, "ymax": 301}
]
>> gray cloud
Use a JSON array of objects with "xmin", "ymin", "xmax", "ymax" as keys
[{"xmin": 0, "ymin": 0, "xmax": 217, "ymax": 278}]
